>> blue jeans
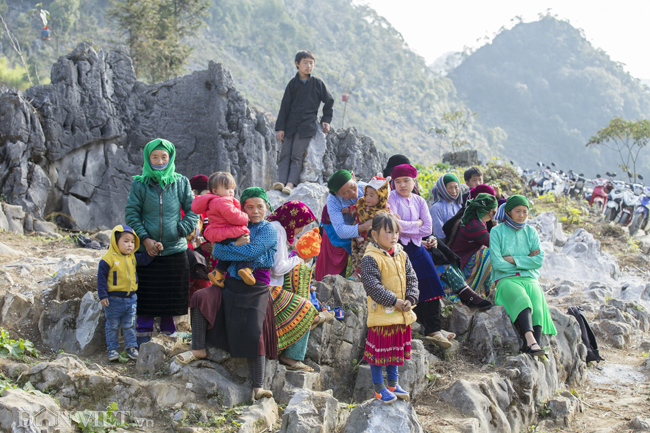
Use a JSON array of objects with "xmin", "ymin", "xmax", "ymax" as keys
[{"xmin": 104, "ymin": 294, "xmax": 137, "ymax": 351}]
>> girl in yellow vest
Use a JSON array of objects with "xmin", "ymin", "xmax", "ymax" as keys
[{"xmin": 360, "ymin": 212, "xmax": 419, "ymax": 404}]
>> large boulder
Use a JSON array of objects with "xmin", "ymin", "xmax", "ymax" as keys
[
  {"xmin": 0, "ymin": 388, "xmax": 74, "ymax": 433},
  {"xmin": 279, "ymin": 389, "xmax": 340, "ymax": 433},
  {"xmin": 0, "ymin": 42, "xmax": 385, "ymax": 231},
  {"xmin": 528, "ymin": 212, "xmax": 568, "ymax": 246},
  {"xmin": 344, "ymin": 399, "xmax": 424, "ymax": 433}
]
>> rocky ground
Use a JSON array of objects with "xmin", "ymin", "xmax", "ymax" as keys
[{"xmin": 0, "ymin": 199, "xmax": 648, "ymax": 432}]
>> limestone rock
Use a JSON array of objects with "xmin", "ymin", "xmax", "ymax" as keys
[
  {"xmin": 0, "ymin": 42, "xmax": 385, "ymax": 231},
  {"xmin": 280, "ymin": 389, "xmax": 339, "ymax": 433},
  {"xmin": 308, "ymin": 275, "xmax": 368, "ymax": 400},
  {"xmin": 545, "ymin": 392, "xmax": 582, "ymax": 427},
  {"xmin": 449, "ymin": 305, "xmax": 473, "ymax": 338},
  {"xmin": 344, "ymin": 399, "xmax": 423, "ymax": 433},
  {"xmin": 94, "ymin": 230, "xmax": 113, "ymax": 245},
  {"xmin": 0, "ymin": 206, "xmax": 8, "ymax": 231},
  {"xmin": 467, "ymin": 306, "xmax": 520, "ymax": 364},
  {"xmin": 3, "ymin": 204, "xmax": 25, "ymax": 235},
  {"xmin": 528, "ymin": 212, "xmax": 568, "ymax": 246},
  {"xmin": 75, "ymin": 291, "xmax": 106, "ymax": 355},
  {"xmin": 172, "ymin": 359, "xmax": 250, "ymax": 406},
  {"xmin": 1, "ymin": 292, "xmax": 34, "ymax": 329},
  {"xmin": 0, "ymin": 388, "xmax": 74, "ymax": 433},
  {"xmin": 300, "ymin": 128, "xmax": 328, "ymax": 183},
  {"xmin": 238, "ymin": 397, "xmax": 278, "ymax": 433},
  {"xmin": 136, "ymin": 340, "xmax": 169, "ymax": 374},
  {"xmin": 0, "ymin": 243, "xmax": 20, "ymax": 256},
  {"xmin": 440, "ymin": 379, "xmax": 509, "ymax": 433},
  {"xmin": 592, "ymin": 319, "xmax": 632, "ymax": 349},
  {"xmin": 33, "ymin": 220, "xmax": 57, "ymax": 234},
  {"xmin": 267, "ymin": 182, "xmax": 329, "ymax": 222},
  {"xmin": 631, "ymin": 416, "xmax": 650, "ymax": 430}
]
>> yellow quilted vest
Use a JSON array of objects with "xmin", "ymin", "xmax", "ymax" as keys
[{"xmin": 364, "ymin": 243, "xmax": 417, "ymax": 328}]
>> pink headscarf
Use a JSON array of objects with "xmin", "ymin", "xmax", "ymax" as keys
[
  {"xmin": 267, "ymin": 200, "xmax": 317, "ymax": 244},
  {"xmin": 469, "ymin": 184, "xmax": 495, "ymax": 199}
]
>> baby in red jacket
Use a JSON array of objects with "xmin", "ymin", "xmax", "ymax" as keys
[{"xmin": 191, "ymin": 172, "xmax": 254, "ymax": 287}]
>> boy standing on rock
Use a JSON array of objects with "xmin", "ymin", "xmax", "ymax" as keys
[{"xmin": 274, "ymin": 50, "xmax": 334, "ymax": 195}]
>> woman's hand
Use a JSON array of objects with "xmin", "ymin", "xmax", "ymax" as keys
[
  {"xmin": 503, "ymin": 256, "xmax": 516, "ymax": 264},
  {"xmin": 143, "ymin": 238, "xmax": 160, "ymax": 257},
  {"xmin": 101, "ymin": 298, "xmax": 109, "ymax": 307},
  {"xmin": 417, "ymin": 219, "xmax": 424, "ymax": 228},
  {"xmin": 341, "ymin": 207, "xmax": 350, "ymax": 215},
  {"xmin": 422, "ymin": 236, "xmax": 438, "ymax": 249},
  {"xmin": 359, "ymin": 220, "xmax": 373, "ymax": 232},
  {"xmin": 234, "ymin": 234, "xmax": 250, "ymax": 246},
  {"xmin": 528, "ymin": 249, "xmax": 540, "ymax": 257}
]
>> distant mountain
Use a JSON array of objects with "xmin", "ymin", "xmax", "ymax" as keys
[
  {"xmin": 449, "ymin": 16, "xmax": 650, "ymax": 177},
  {"xmin": 429, "ymin": 52, "xmax": 464, "ymax": 76}
]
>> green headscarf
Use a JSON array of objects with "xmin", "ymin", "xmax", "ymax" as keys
[
  {"xmin": 328, "ymin": 170, "xmax": 352, "ymax": 194},
  {"xmin": 133, "ymin": 138, "xmax": 180, "ymax": 188},
  {"xmin": 504, "ymin": 195, "xmax": 530, "ymax": 213},
  {"xmin": 443, "ymin": 173, "xmax": 460, "ymax": 185},
  {"xmin": 240, "ymin": 187, "xmax": 274, "ymax": 211},
  {"xmin": 462, "ymin": 193, "xmax": 498, "ymax": 225}
]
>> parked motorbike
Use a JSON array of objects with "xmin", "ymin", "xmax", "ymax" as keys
[
  {"xmin": 605, "ymin": 183, "xmax": 625, "ymax": 222},
  {"xmin": 588, "ymin": 172, "xmax": 614, "ymax": 213},
  {"xmin": 629, "ymin": 176, "xmax": 648, "ymax": 236}
]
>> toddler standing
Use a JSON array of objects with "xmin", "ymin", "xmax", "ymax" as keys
[
  {"xmin": 361, "ymin": 212, "xmax": 419, "ymax": 403},
  {"xmin": 191, "ymin": 172, "xmax": 254, "ymax": 287},
  {"xmin": 97, "ymin": 225, "xmax": 154, "ymax": 361}
]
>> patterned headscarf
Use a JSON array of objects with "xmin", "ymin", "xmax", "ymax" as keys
[
  {"xmin": 356, "ymin": 177, "xmax": 390, "ymax": 224},
  {"xmin": 494, "ymin": 203, "xmax": 506, "ymax": 224},
  {"xmin": 267, "ymin": 200, "xmax": 317, "ymax": 244},
  {"xmin": 133, "ymin": 138, "xmax": 181, "ymax": 187},
  {"xmin": 432, "ymin": 173, "xmax": 463, "ymax": 205},
  {"xmin": 462, "ymin": 193, "xmax": 498, "ymax": 225}
]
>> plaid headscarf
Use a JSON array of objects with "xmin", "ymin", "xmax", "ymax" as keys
[
  {"xmin": 267, "ymin": 200, "xmax": 317, "ymax": 244},
  {"xmin": 432, "ymin": 173, "xmax": 463, "ymax": 205}
]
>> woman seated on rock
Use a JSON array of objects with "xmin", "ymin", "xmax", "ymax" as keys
[
  {"xmin": 177, "ymin": 187, "xmax": 278, "ymax": 401},
  {"xmin": 429, "ymin": 174, "xmax": 463, "ymax": 244},
  {"xmin": 267, "ymin": 200, "xmax": 333, "ymax": 372},
  {"xmin": 490, "ymin": 195, "xmax": 557, "ymax": 357},
  {"xmin": 443, "ymin": 184, "xmax": 497, "ymax": 247},
  {"xmin": 450, "ymin": 192, "xmax": 498, "ymax": 297},
  {"xmin": 314, "ymin": 170, "xmax": 372, "ymax": 280}
]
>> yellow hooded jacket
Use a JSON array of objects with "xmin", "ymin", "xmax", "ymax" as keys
[{"xmin": 97, "ymin": 225, "xmax": 153, "ymax": 300}]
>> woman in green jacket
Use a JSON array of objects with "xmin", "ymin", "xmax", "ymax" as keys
[
  {"xmin": 125, "ymin": 138, "xmax": 198, "ymax": 346},
  {"xmin": 490, "ymin": 195, "xmax": 556, "ymax": 357}
]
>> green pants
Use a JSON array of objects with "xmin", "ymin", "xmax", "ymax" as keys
[{"xmin": 495, "ymin": 276, "xmax": 557, "ymax": 336}]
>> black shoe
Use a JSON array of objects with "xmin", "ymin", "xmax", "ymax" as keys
[
  {"xmin": 522, "ymin": 343, "xmax": 545, "ymax": 357},
  {"xmin": 459, "ymin": 288, "xmax": 493, "ymax": 311}
]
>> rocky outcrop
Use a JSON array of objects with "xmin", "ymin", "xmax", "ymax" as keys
[{"xmin": 0, "ymin": 42, "xmax": 386, "ymax": 231}]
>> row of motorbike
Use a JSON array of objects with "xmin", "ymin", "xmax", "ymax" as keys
[{"xmin": 523, "ymin": 162, "xmax": 650, "ymax": 236}]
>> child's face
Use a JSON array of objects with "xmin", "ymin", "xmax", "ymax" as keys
[
  {"xmin": 394, "ymin": 177, "xmax": 415, "ymax": 198},
  {"xmin": 364, "ymin": 187, "xmax": 380, "ymax": 207},
  {"xmin": 117, "ymin": 232, "xmax": 136, "ymax": 255},
  {"xmin": 295, "ymin": 57, "xmax": 315, "ymax": 76},
  {"xmin": 445, "ymin": 182, "xmax": 460, "ymax": 200},
  {"xmin": 467, "ymin": 175, "xmax": 483, "ymax": 189},
  {"xmin": 372, "ymin": 223, "xmax": 399, "ymax": 250},
  {"xmin": 149, "ymin": 150, "xmax": 170, "ymax": 167},
  {"xmin": 214, "ymin": 184, "xmax": 235, "ymax": 197}
]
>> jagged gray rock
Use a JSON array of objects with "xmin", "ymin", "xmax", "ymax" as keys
[
  {"xmin": 280, "ymin": 389, "xmax": 340, "ymax": 433},
  {"xmin": 0, "ymin": 42, "xmax": 385, "ymax": 231},
  {"xmin": 344, "ymin": 399, "xmax": 424, "ymax": 433},
  {"xmin": 0, "ymin": 388, "xmax": 74, "ymax": 433}
]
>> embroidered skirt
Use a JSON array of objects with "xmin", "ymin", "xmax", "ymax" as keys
[{"xmin": 363, "ymin": 324, "xmax": 412, "ymax": 366}]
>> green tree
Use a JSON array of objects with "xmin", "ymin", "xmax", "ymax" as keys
[
  {"xmin": 586, "ymin": 117, "xmax": 650, "ymax": 183},
  {"xmin": 108, "ymin": 0, "xmax": 209, "ymax": 83},
  {"xmin": 48, "ymin": 0, "xmax": 81, "ymax": 57},
  {"xmin": 433, "ymin": 109, "xmax": 477, "ymax": 151}
]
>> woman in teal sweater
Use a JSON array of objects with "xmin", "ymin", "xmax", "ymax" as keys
[
  {"xmin": 490, "ymin": 195, "xmax": 556, "ymax": 357},
  {"xmin": 125, "ymin": 138, "xmax": 198, "ymax": 346}
]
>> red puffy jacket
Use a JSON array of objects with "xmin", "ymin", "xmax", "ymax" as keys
[{"xmin": 191, "ymin": 194, "xmax": 250, "ymax": 243}]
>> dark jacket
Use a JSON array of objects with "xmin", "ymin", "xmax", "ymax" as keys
[
  {"xmin": 275, "ymin": 73, "xmax": 334, "ymax": 138},
  {"xmin": 124, "ymin": 176, "xmax": 198, "ymax": 256},
  {"xmin": 427, "ymin": 237, "xmax": 462, "ymax": 267}
]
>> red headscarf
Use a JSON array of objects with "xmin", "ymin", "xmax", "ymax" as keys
[
  {"xmin": 469, "ymin": 184, "xmax": 496, "ymax": 199},
  {"xmin": 267, "ymin": 200, "xmax": 317, "ymax": 244}
]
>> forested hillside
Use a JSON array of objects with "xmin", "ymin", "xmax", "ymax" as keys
[
  {"xmin": 0, "ymin": 0, "xmax": 492, "ymax": 163},
  {"xmin": 449, "ymin": 16, "xmax": 650, "ymax": 176}
]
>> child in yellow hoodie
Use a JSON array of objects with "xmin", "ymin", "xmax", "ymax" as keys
[{"xmin": 97, "ymin": 225, "xmax": 156, "ymax": 361}]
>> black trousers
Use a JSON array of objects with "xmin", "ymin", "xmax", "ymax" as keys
[
  {"xmin": 414, "ymin": 298, "xmax": 441, "ymax": 335},
  {"xmin": 516, "ymin": 308, "xmax": 542, "ymax": 344}
]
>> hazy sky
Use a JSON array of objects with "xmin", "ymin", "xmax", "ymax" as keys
[{"xmin": 358, "ymin": 0, "xmax": 650, "ymax": 79}]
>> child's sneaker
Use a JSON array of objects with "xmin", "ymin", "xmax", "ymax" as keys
[
  {"xmin": 388, "ymin": 384, "xmax": 410, "ymax": 401},
  {"xmin": 208, "ymin": 269, "xmax": 225, "ymax": 287},
  {"xmin": 126, "ymin": 347, "xmax": 139, "ymax": 360},
  {"xmin": 238, "ymin": 267, "xmax": 256, "ymax": 285},
  {"xmin": 108, "ymin": 349, "xmax": 119, "ymax": 362},
  {"xmin": 374, "ymin": 388, "xmax": 397, "ymax": 404}
]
